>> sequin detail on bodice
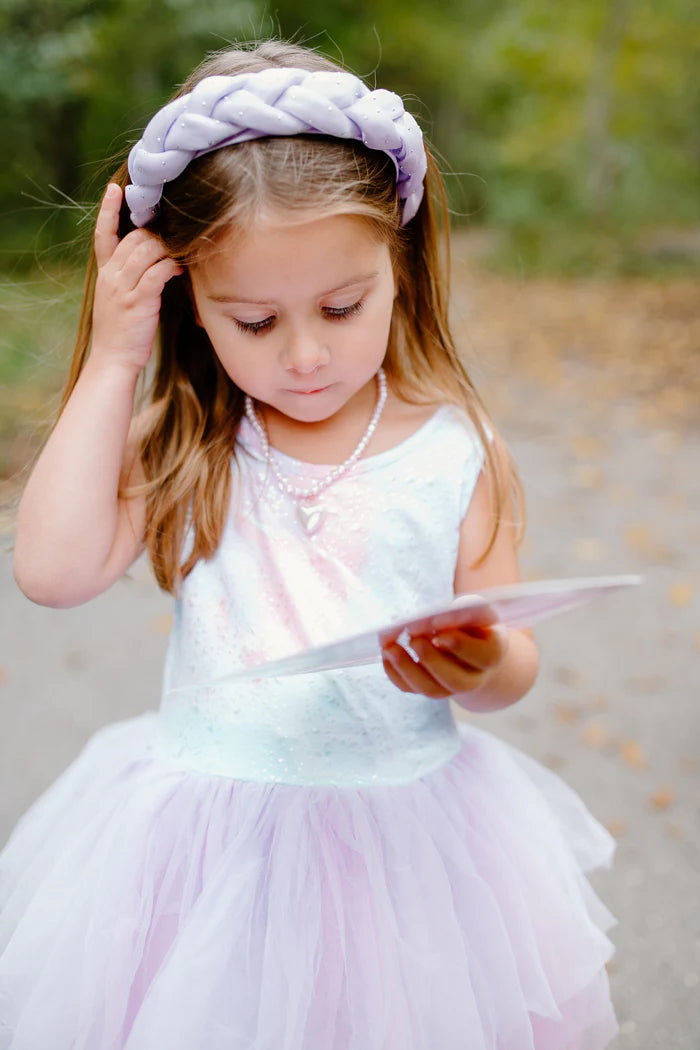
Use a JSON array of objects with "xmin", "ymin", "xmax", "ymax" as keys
[{"xmin": 155, "ymin": 405, "xmax": 485, "ymax": 786}]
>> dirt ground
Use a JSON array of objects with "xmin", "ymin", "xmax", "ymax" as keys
[{"xmin": 2, "ymin": 241, "xmax": 699, "ymax": 1046}]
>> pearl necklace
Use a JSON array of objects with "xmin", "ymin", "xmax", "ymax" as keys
[{"xmin": 244, "ymin": 369, "xmax": 388, "ymax": 535}]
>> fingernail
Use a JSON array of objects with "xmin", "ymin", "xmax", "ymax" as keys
[{"xmin": 432, "ymin": 634, "xmax": 455, "ymax": 650}]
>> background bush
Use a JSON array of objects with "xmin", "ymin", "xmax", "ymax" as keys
[{"xmin": 1, "ymin": 0, "xmax": 698, "ymax": 273}]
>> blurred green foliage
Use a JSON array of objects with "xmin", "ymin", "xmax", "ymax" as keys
[{"xmin": 1, "ymin": 0, "xmax": 698, "ymax": 273}]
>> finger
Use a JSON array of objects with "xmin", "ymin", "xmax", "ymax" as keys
[
  {"xmin": 113, "ymin": 236, "xmax": 175, "ymax": 292},
  {"xmin": 94, "ymin": 184, "xmax": 123, "ymax": 268},
  {"xmin": 431, "ymin": 625, "xmax": 507, "ymax": 671},
  {"xmin": 409, "ymin": 636, "xmax": 485, "ymax": 694},
  {"xmin": 383, "ymin": 644, "xmax": 452, "ymax": 699},
  {"xmin": 137, "ymin": 256, "xmax": 184, "ymax": 295},
  {"xmin": 382, "ymin": 650, "xmax": 413, "ymax": 693}
]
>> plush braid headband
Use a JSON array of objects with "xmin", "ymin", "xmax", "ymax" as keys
[{"xmin": 126, "ymin": 67, "xmax": 427, "ymax": 228}]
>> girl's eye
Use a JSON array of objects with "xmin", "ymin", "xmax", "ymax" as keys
[
  {"xmin": 233, "ymin": 316, "xmax": 275, "ymax": 335},
  {"xmin": 232, "ymin": 300, "xmax": 364, "ymax": 333},
  {"xmin": 323, "ymin": 301, "xmax": 364, "ymax": 321}
]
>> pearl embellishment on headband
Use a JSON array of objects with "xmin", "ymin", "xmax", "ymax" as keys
[{"xmin": 126, "ymin": 68, "xmax": 427, "ymax": 228}]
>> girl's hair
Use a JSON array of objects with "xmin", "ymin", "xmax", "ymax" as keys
[{"xmin": 63, "ymin": 39, "xmax": 523, "ymax": 593}]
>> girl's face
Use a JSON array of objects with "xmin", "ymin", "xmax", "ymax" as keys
[{"xmin": 189, "ymin": 213, "xmax": 397, "ymax": 427}]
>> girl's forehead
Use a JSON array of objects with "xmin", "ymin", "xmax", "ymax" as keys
[
  {"xmin": 189, "ymin": 217, "xmax": 395, "ymax": 306},
  {"xmin": 213, "ymin": 211, "xmax": 384, "ymax": 253},
  {"xmin": 193, "ymin": 213, "xmax": 391, "ymax": 283}
]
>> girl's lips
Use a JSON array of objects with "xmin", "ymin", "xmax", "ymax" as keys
[{"xmin": 287, "ymin": 385, "xmax": 331, "ymax": 395}]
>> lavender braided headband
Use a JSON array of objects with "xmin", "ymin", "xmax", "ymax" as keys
[{"xmin": 126, "ymin": 67, "xmax": 427, "ymax": 228}]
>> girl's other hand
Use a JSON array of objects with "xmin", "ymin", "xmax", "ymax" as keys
[
  {"xmin": 381, "ymin": 623, "xmax": 508, "ymax": 700},
  {"xmin": 91, "ymin": 183, "xmax": 183, "ymax": 374}
]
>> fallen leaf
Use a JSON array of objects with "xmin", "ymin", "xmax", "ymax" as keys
[
  {"xmin": 572, "ymin": 538, "xmax": 607, "ymax": 564},
  {"xmin": 541, "ymin": 753, "xmax": 565, "ymax": 771},
  {"xmin": 658, "ymin": 386, "xmax": 691, "ymax": 416},
  {"xmin": 590, "ymin": 376, "xmax": 616, "ymax": 403},
  {"xmin": 553, "ymin": 703, "xmax": 581, "ymax": 725},
  {"xmin": 649, "ymin": 786, "xmax": 676, "ymax": 811},
  {"xmin": 668, "ymin": 583, "xmax": 694, "ymax": 608},
  {"xmin": 606, "ymin": 819, "xmax": 628, "ymax": 838},
  {"xmin": 664, "ymin": 491, "xmax": 686, "ymax": 514},
  {"xmin": 151, "ymin": 613, "xmax": 174, "ymax": 636},
  {"xmin": 609, "ymin": 485, "xmax": 635, "ymax": 506},
  {"xmin": 529, "ymin": 357, "xmax": 564, "ymax": 388},
  {"xmin": 618, "ymin": 739, "xmax": 649, "ymax": 769},
  {"xmin": 63, "ymin": 650, "xmax": 86, "ymax": 672},
  {"xmin": 637, "ymin": 402, "xmax": 663, "ymax": 427},
  {"xmin": 628, "ymin": 674, "xmax": 666, "ymax": 693},
  {"xmin": 623, "ymin": 524, "xmax": 672, "ymax": 562},
  {"xmin": 572, "ymin": 464, "xmax": 604, "ymax": 489},
  {"xmin": 570, "ymin": 435, "xmax": 605, "ymax": 459},
  {"xmin": 653, "ymin": 430, "xmax": 683, "ymax": 455},
  {"xmin": 582, "ymin": 722, "xmax": 610, "ymax": 748},
  {"xmin": 554, "ymin": 665, "xmax": 587, "ymax": 688},
  {"xmin": 625, "ymin": 524, "xmax": 652, "ymax": 552}
]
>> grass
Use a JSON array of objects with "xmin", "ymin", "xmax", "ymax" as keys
[{"xmin": 0, "ymin": 266, "xmax": 83, "ymax": 489}]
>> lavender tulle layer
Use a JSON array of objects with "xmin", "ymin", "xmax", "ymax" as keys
[{"xmin": 0, "ymin": 712, "xmax": 618, "ymax": 1050}]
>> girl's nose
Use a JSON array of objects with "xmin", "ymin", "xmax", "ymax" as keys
[{"xmin": 282, "ymin": 331, "xmax": 330, "ymax": 375}]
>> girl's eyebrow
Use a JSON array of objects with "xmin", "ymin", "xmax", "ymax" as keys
[{"xmin": 207, "ymin": 271, "xmax": 380, "ymax": 305}]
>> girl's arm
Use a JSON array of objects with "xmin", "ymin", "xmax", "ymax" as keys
[
  {"xmin": 382, "ymin": 469, "xmax": 539, "ymax": 711},
  {"xmin": 13, "ymin": 185, "xmax": 182, "ymax": 608}
]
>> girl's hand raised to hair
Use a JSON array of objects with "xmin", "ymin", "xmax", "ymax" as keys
[
  {"xmin": 381, "ymin": 623, "xmax": 509, "ymax": 702},
  {"xmin": 91, "ymin": 183, "xmax": 183, "ymax": 374}
]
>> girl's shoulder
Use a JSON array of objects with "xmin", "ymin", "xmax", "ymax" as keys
[
  {"xmin": 368, "ymin": 395, "xmax": 440, "ymax": 455},
  {"xmin": 372, "ymin": 394, "xmax": 479, "ymax": 458}
]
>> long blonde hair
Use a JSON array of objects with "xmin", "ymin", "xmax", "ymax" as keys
[{"xmin": 62, "ymin": 39, "xmax": 522, "ymax": 593}]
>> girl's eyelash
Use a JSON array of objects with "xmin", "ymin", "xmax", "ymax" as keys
[
  {"xmin": 232, "ymin": 300, "xmax": 364, "ymax": 335},
  {"xmin": 233, "ymin": 316, "xmax": 275, "ymax": 335},
  {"xmin": 324, "ymin": 300, "xmax": 364, "ymax": 320}
]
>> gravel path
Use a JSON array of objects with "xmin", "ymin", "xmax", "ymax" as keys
[{"xmin": 1, "ymin": 270, "xmax": 698, "ymax": 1047}]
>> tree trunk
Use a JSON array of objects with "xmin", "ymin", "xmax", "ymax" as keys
[{"xmin": 584, "ymin": 0, "xmax": 632, "ymax": 221}]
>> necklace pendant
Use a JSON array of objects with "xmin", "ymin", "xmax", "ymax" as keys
[
  {"xmin": 244, "ymin": 369, "xmax": 387, "ymax": 537},
  {"xmin": 298, "ymin": 502, "xmax": 324, "ymax": 536}
]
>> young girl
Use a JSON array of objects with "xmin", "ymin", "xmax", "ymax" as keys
[{"xmin": 2, "ymin": 40, "xmax": 618, "ymax": 1050}]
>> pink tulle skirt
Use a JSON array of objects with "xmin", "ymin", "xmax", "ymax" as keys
[{"xmin": 0, "ymin": 713, "xmax": 618, "ymax": 1049}]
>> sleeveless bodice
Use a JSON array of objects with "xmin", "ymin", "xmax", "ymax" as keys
[{"xmin": 155, "ymin": 405, "xmax": 486, "ymax": 786}]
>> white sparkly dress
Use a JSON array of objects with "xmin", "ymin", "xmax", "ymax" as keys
[{"xmin": 0, "ymin": 406, "xmax": 618, "ymax": 1050}]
